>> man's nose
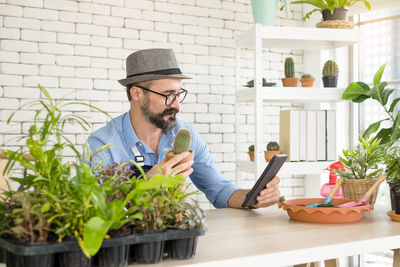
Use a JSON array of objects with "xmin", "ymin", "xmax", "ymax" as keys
[{"xmin": 169, "ymin": 97, "xmax": 180, "ymax": 109}]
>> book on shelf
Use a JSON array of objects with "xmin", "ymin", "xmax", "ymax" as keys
[
  {"xmin": 326, "ymin": 110, "xmax": 336, "ymax": 161},
  {"xmin": 280, "ymin": 110, "xmax": 300, "ymax": 161},
  {"xmin": 306, "ymin": 110, "xmax": 317, "ymax": 161},
  {"xmin": 316, "ymin": 110, "xmax": 327, "ymax": 161},
  {"xmin": 299, "ymin": 110, "xmax": 307, "ymax": 161}
]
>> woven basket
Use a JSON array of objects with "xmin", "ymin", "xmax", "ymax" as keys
[
  {"xmin": 316, "ymin": 20, "xmax": 353, "ymax": 29},
  {"xmin": 341, "ymin": 178, "xmax": 379, "ymax": 205}
]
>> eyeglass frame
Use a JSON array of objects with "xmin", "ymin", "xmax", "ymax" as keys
[{"xmin": 134, "ymin": 85, "xmax": 188, "ymax": 106}]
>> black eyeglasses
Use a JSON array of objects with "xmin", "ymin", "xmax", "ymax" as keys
[{"xmin": 135, "ymin": 86, "xmax": 188, "ymax": 106}]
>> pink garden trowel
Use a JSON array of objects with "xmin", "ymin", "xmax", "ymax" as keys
[{"xmin": 338, "ymin": 175, "xmax": 386, "ymax": 208}]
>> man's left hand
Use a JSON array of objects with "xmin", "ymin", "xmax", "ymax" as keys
[{"xmin": 253, "ymin": 176, "xmax": 280, "ymax": 208}]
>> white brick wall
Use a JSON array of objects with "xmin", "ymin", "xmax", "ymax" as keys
[{"xmin": 0, "ymin": 0, "xmax": 304, "ymax": 210}]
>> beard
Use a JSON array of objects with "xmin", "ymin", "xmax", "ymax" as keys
[{"xmin": 140, "ymin": 97, "xmax": 179, "ymax": 132}]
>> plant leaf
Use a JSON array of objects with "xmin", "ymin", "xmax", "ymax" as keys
[
  {"xmin": 342, "ymin": 81, "xmax": 370, "ymax": 102},
  {"xmin": 373, "ymin": 64, "xmax": 386, "ymax": 86}
]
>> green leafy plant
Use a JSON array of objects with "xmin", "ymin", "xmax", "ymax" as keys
[
  {"xmin": 323, "ymin": 60, "xmax": 338, "ymax": 77},
  {"xmin": 342, "ymin": 64, "xmax": 400, "ymax": 145},
  {"xmin": 284, "ymin": 57, "xmax": 295, "ymax": 78},
  {"xmin": 288, "ymin": 0, "xmax": 371, "ymax": 21},
  {"xmin": 384, "ymin": 147, "xmax": 400, "ymax": 183},
  {"xmin": 170, "ymin": 201, "xmax": 206, "ymax": 231},
  {"xmin": 334, "ymin": 136, "xmax": 385, "ymax": 180}
]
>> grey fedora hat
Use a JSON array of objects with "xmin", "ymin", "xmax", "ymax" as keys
[{"xmin": 118, "ymin": 48, "xmax": 191, "ymax": 86}]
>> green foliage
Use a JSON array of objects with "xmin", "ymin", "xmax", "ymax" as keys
[
  {"xmin": 384, "ymin": 147, "xmax": 400, "ymax": 183},
  {"xmin": 289, "ymin": 0, "xmax": 371, "ymax": 21},
  {"xmin": 301, "ymin": 74, "xmax": 313, "ymax": 79},
  {"xmin": 267, "ymin": 141, "xmax": 280, "ymax": 151},
  {"xmin": 342, "ymin": 64, "xmax": 400, "ymax": 145},
  {"xmin": 322, "ymin": 60, "xmax": 338, "ymax": 77},
  {"xmin": 172, "ymin": 128, "xmax": 192, "ymax": 154},
  {"xmin": 334, "ymin": 136, "xmax": 385, "ymax": 180},
  {"xmin": 248, "ymin": 145, "xmax": 254, "ymax": 152},
  {"xmin": 284, "ymin": 57, "xmax": 295, "ymax": 78},
  {"xmin": 170, "ymin": 201, "xmax": 206, "ymax": 230},
  {"xmin": 279, "ymin": 196, "xmax": 286, "ymax": 203}
]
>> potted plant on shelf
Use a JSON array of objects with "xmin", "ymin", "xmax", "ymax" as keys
[
  {"xmin": 282, "ymin": 57, "xmax": 298, "ymax": 87},
  {"xmin": 300, "ymin": 74, "xmax": 315, "ymax": 87},
  {"xmin": 384, "ymin": 146, "xmax": 400, "ymax": 215},
  {"xmin": 264, "ymin": 141, "xmax": 282, "ymax": 162},
  {"xmin": 248, "ymin": 145, "xmax": 255, "ymax": 161},
  {"xmin": 334, "ymin": 136, "xmax": 385, "ymax": 206},
  {"xmin": 322, "ymin": 60, "xmax": 338, "ymax": 87},
  {"xmin": 288, "ymin": 0, "xmax": 371, "ymax": 28}
]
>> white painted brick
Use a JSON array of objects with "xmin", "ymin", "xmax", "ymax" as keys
[
  {"xmin": 76, "ymin": 89, "xmax": 108, "ymax": 100},
  {"xmin": 42, "ymin": 88, "xmax": 75, "ymax": 99},
  {"xmin": 24, "ymin": 7, "xmax": 58, "ymax": 20},
  {"xmin": 209, "ymin": 28, "xmax": 232, "ymax": 38},
  {"xmin": 60, "ymin": 78, "xmax": 93, "ymax": 89},
  {"xmin": 7, "ymin": 0, "xmax": 42, "ymax": 8},
  {"xmin": 221, "ymin": 114, "xmax": 235, "ymax": 123},
  {"xmin": 20, "ymin": 53, "xmax": 55, "ymax": 65},
  {"xmin": 181, "ymin": 103, "xmax": 207, "ymax": 113},
  {"xmin": 39, "ymin": 43, "xmax": 73, "ymax": 55},
  {"xmin": 111, "ymin": 7, "xmax": 141, "ymax": 18},
  {"xmin": 91, "ymin": 58, "xmax": 122, "ymax": 69},
  {"xmin": 90, "ymin": 101, "xmax": 123, "ymax": 113},
  {"xmin": 93, "ymin": 15, "xmax": 123, "ymax": 27},
  {"xmin": 209, "ymin": 9, "xmax": 233, "ymax": 20},
  {"xmin": 107, "ymin": 48, "xmax": 130, "ymax": 59},
  {"xmin": 3, "ymin": 86, "xmax": 40, "ymax": 99},
  {"xmin": 125, "ymin": 0, "xmax": 153, "ymax": 10},
  {"xmin": 0, "ymin": 4, "xmax": 23, "ymax": 16},
  {"xmin": 198, "ymin": 17, "xmax": 223, "ymax": 28},
  {"xmin": 57, "ymin": 33, "xmax": 90, "ymax": 45},
  {"xmin": 56, "ymin": 55, "xmax": 90, "ymax": 67},
  {"xmin": 197, "ymin": 0, "xmax": 220, "ymax": 8},
  {"xmin": 210, "ymin": 65, "xmax": 234, "ymax": 76},
  {"xmin": 170, "ymin": 0, "xmax": 195, "ymax": 4},
  {"xmin": 222, "ymin": 1, "xmax": 246, "ymax": 12},
  {"xmin": 91, "ymin": 36, "xmax": 122, "ymax": 48},
  {"xmin": 182, "ymin": 64, "xmax": 207, "ymax": 75},
  {"xmin": 76, "ymin": 24, "xmax": 108, "ymax": 36},
  {"xmin": 79, "ymin": 3, "xmax": 110, "ymax": 15},
  {"xmin": 195, "ymin": 36, "xmax": 221, "ymax": 46},
  {"xmin": 196, "ymin": 75, "xmax": 222, "ymax": 85},
  {"xmin": 75, "ymin": 68, "xmax": 107, "ymax": 79},
  {"xmin": 178, "ymin": 113, "xmax": 194, "ymax": 123},
  {"xmin": 21, "ymin": 29, "xmax": 56, "ymax": 42},
  {"xmin": 124, "ymin": 39, "xmax": 154, "ymax": 50},
  {"xmin": 0, "ymin": 74, "xmax": 22, "ymax": 86},
  {"xmin": 202, "ymin": 133, "xmax": 222, "ymax": 144},
  {"xmin": 293, "ymin": 187, "xmax": 305, "ymax": 196},
  {"xmin": 209, "ymin": 104, "xmax": 233, "ymax": 114},
  {"xmin": 108, "ymin": 69, "xmax": 124, "ymax": 79},
  {"xmin": 193, "ymin": 123, "xmax": 208, "ymax": 133},
  {"xmin": 4, "ymin": 17, "xmax": 41, "ymax": 29},
  {"xmin": 75, "ymin": 45, "xmax": 107, "ymax": 57},
  {"xmin": 41, "ymin": 20, "xmax": 75, "ymax": 33},
  {"xmin": 109, "ymin": 27, "xmax": 139, "ymax": 39},
  {"xmin": 142, "ymin": 10, "xmax": 170, "ymax": 22},
  {"xmin": 168, "ymin": 33, "xmax": 194, "ymax": 44},
  {"xmin": 235, "ymin": 12, "xmax": 252, "ymax": 23},
  {"xmin": 210, "ymin": 123, "xmax": 234, "ymax": 133},
  {"xmin": 109, "ymin": 90, "xmax": 127, "ymax": 101},
  {"xmin": 210, "ymin": 143, "xmax": 234, "ymax": 153},
  {"xmin": 184, "ymin": 25, "xmax": 208, "ymax": 36},
  {"xmin": 1, "ymin": 40, "xmax": 37, "ymax": 52},
  {"xmin": 223, "ymin": 95, "xmax": 235, "ymax": 104},
  {"xmin": 155, "ymin": 22, "xmax": 183, "ymax": 33},
  {"xmin": 44, "ymin": 0, "xmax": 78, "ymax": 11},
  {"xmin": 0, "ymin": 27, "xmax": 19, "ymax": 39},
  {"xmin": 24, "ymin": 76, "xmax": 59, "ymax": 87},
  {"xmin": 92, "ymin": 0, "xmax": 123, "ymax": 6},
  {"xmin": 209, "ymin": 47, "xmax": 234, "ymax": 57},
  {"xmin": 1, "ymin": 63, "xmax": 38, "ymax": 76},
  {"xmin": 175, "ymin": 53, "xmax": 195, "ymax": 64},
  {"xmin": 182, "ymin": 6, "xmax": 208, "ymax": 17},
  {"xmin": 59, "ymin": 11, "xmax": 92, "ymax": 23},
  {"xmin": 125, "ymin": 19, "xmax": 154, "ymax": 30},
  {"xmin": 93, "ymin": 79, "xmax": 120, "ymax": 90},
  {"xmin": 223, "ymin": 133, "xmax": 236, "ymax": 143},
  {"xmin": 0, "ymin": 121, "xmax": 21, "ymax": 133},
  {"xmin": 173, "ymin": 14, "xmax": 197, "ymax": 26},
  {"xmin": 39, "ymin": 65, "xmax": 74, "ymax": 77},
  {"xmin": 0, "ymin": 51, "xmax": 19, "ymax": 63},
  {"xmin": 154, "ymin": 2, "xmax": 182, "ymax": 14},
  {"xmin": 195, "ymin": 113, "xmax": 220, "ymax": 123},
  {"xmin": 182, "ymin": 44, "xmax": 208, "ymax": 55},
  {"xmin": 196, "ymin": 55, "xmax": 221, "ymax": 65}
]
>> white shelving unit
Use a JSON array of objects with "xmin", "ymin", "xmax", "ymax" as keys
[{"xmin": 235, "ymin": 25, "xmax": 359, "ymax": 185}]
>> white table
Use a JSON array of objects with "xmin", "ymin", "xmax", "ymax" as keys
[{"xmin": 134, "ymin": 206, "xmax": 400, "ymax": 267}]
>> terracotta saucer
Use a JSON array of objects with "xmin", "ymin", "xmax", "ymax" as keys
[
  {"xmin": 387, "ymin": 211, "xmax": 400, "ymax": 222},
  {"xmin": 278, "ymin": 198, "xmax": 372, "ymax": 223}
]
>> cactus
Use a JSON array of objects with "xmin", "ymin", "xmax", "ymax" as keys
[
  {"xmin": 267, "ymin": 141, "xmax": 280, "ymax": 151},
  {"xmin": 322, "ymin": 60, "xmax": 338, "ymax": 77},
  {"xmin": 248, "ymin": 145, "xmax": 254, "ymax": 152},
  {"xmin": 301, "ymin": 74, "xmax": 313, "ymax": 79},
  {"xmin": 284, "ymin": 57, "xmax": 295, "ymax": 78},
  {"xmin": 172, "ymin": 128, "xmax": 192, "ymax": 154}
]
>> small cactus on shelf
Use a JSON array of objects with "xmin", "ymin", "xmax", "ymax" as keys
[
  {"xmin": 284, "ymin": 57, "xmax": 295, "ymax": 78},
  {"xmin": 266, "ymin": 141, "xmax": 280, "ymax": 151},
  {"xmin": 172, "ymin": 128, "xmax": 192, "ymax": 154},
  {"xmin": 301, "ymin": 74, "xmax": 313, "ymax": 79},
  {"xmin": 322, "ymin": 60, "xmax": 338, "ymax": 77},
  {"xmin": 248, "ymin": 145, "xmax": 255, "ymax": 152}
]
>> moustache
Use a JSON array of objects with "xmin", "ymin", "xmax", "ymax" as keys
[{"xmin": 161, "ymin": 108, "xmax": 179, "ymax": 116}]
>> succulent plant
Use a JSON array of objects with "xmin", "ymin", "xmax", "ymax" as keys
[
  {"xmin": 248, "ymin": 145, "xmax": 254, "ymax": 152},
  {"xmin": 323, "ymin": 60, "xmax": 338, "ymax": 77},
  {"xmin": 301, "ymin": 74, "xmax": 313, "ymax": 79},
  {"xmin": 267, "ymin": 141, "xmax": 280, "ymax": 151},
  {"xmin": 284, "ymin": 57, "xmax": 295, "ymax": 78},
  {"xmin": 172, "ymin": 128, "xmax": 192, "ymax": 154}
]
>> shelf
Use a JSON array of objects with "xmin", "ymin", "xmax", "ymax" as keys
[
  {"xmin": 236, "ymin": 25, "xmax": 359, "ymax": 49},
  {"xmin": 236, "ymin": 87, "xmax": 345, "ymax": 103},
  {"xmin": 236, "ymin": 160, "xmax": 334, "ymax": 176}
]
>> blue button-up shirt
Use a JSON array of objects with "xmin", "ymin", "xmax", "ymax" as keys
[{"xmin": 87, "ymin": 112, "xmax": 238, "ymax": 208}]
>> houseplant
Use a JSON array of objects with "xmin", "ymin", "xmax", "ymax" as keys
[
  {"xmin": 248, "ymin": 145, "xmax": 255, "ymax": 161},
  {"xmin": 383, "ymin": 146, "xmax": 400, "ymax": 214},
  {"xmin": 264, "ymin": 141, "xmax": 282, "ymax": 162},
  {"xmin": 300, "ymin": 74, "xmax": 315, "ymax": 87},
  {"xmin": 334, "ymin": 135, "xmax": 385, "ymax": 205},
  {"xmin": 282, "ymin": 57, "xmax": 298, "ymax": 87},
  {"xmin": 322, "ymin": 60, "xmax": 338, "ymax": 87}
]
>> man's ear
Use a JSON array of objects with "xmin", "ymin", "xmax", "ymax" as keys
[{"xmin": 130, "ymin": 86, "xmax": 144, "ymax": 102}]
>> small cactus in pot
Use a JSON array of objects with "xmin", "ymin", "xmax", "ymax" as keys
[
  {"xmin": 165, "ymin": 128, "xmax": 194, "ymax": 163},
  {"xmin": 248, "ymin": 145, "xmax": 255, "ymax": 161},
  {"xmin": 300, "ymin": 74, "xmax": 315, "ymax": 87},
  {"xmin": 282, "ymin": 57, "xmax": 299, "ymax": 87},
  {"xmin": 322, "ymin": 60, "xmax": 338, "ymax": 87},
  {"xmin": 265, "ymin": 141, "xmax": 282, "ymax": 162}
]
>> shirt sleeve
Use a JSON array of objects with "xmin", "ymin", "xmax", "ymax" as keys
[
  {"xmin": 87, "ymin": 135, "xmax": 114, "ymax": 169},
  {"xmin": 188, "ymin": 126, "xmax": 239, "ymax": 209}
]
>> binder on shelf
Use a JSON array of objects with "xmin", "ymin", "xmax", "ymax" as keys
[
  {"xmin": 280, "ymin": 110, "xmax": 300, "ymax": 161},
  {"xmin": 299, "ymin": 110, "xmax": 307, "ymax": 161},
  {"xmin": 326, "ymin": 110, "xmax": 336, "ymax": 161},
  {"xmin": 306, "ymin": 111, "xmax": 317, "ymax": 161},
  {"xmin": 316, "ymin": 110, "xmax": 327, "ymax": 161}
]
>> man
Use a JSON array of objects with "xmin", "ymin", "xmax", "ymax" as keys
[{"xmin": 88, "ymin": 48, "xmax": 280, "ymax": 209}]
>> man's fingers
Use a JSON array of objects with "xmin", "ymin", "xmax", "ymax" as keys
[
  {"xmin": 166, "ymin": 151, "xmax": 191, "ymax": 167},
  {"xmin": 171, "ymin": 160, "xmax": 194, "ymax": 176},
  {"xmin": 267, "ymin": 176, "xmax": 280, "ymax": 187}
]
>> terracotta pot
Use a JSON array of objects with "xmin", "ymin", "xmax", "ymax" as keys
[
  {"xmin": 248, "ymin": 151, "xmax": 254, "ymax": 161},
  {"xmin": 300, "ymin": 78, "xmax": 315, "ymax": 87},
  {"xmin": 165, "ymin": 150, "xmax": 194, "ymax": 165},
  {"xmin": 281, "ymin": 77, "xmax": 298, "ymax": 87},
  {"xmin": 264, "ymin": 151, "xmax": 282, "ymax": 162},
  {"xmin": 322, "ymin": 8, "xmax": 347, "ymax": 21}
]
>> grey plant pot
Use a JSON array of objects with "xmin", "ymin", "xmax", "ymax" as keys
[
  {"xmin": 322, "ymin": 76, "xmax": 338, "ymax": 88},
  {"xmin": 322, "ymin": 8, "xmax": 347, "ymax": 21}
]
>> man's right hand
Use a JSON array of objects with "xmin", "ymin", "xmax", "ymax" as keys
[{"xmin": 146, "ymin": 151, "xmax": 194, "ymax": 179}]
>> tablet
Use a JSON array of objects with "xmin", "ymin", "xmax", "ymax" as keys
[{"xmin": 241, "ymin": 154, "xmax": 287, "ymax": 208}]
